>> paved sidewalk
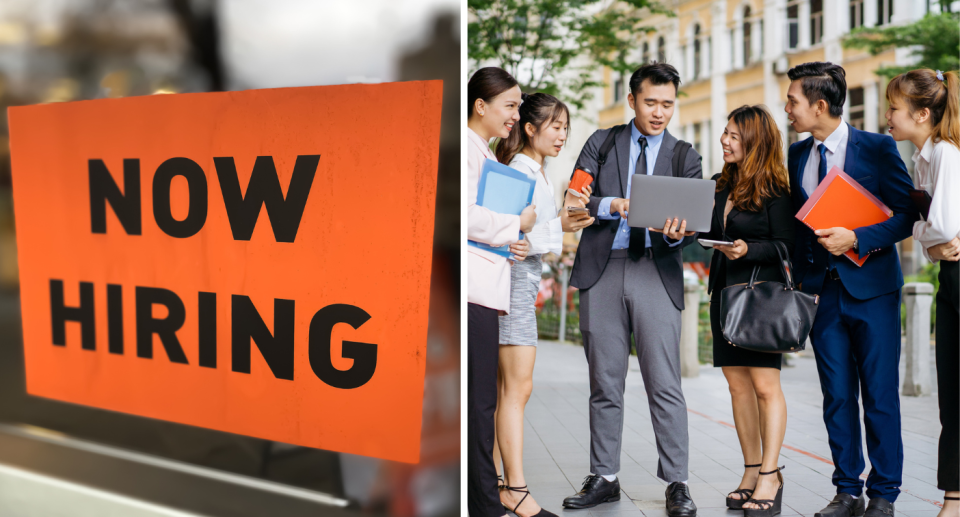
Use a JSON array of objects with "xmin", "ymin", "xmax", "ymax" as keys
[{"xmin": 517, "ymin": 340, "xmax": 944, "ymax": 517}]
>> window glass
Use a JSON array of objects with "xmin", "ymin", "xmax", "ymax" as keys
[
  {"xmin": 744, "ymin": 7, "xmax": 752, "ymax": 65},
  {"xmin": 851, "ymin": 0, "xmax": 865, "ymax": 29},
  {"xmin": 849, "ymin": 87, "xmax": 866, "ymax": 131},
  {"xmin": 693, "ymin": 24, "xmax": 701, "ymax": 80},
  {"xmin": 811, "ymin": 0, "xmax": 823, "ymax": 45},
  {"xmin": 786, "ymin": 2, "xmax": 800, "ymax": 50}
]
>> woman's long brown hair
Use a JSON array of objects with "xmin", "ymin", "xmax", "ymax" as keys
[{"xmin": 717, "ymin": 105, "xmax": 790, "ymax": 212}]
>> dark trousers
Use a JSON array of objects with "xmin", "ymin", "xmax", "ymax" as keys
[
  {"xmin": 467, "ymin": 303, "xmax": 501, "ymax": 517},
  {"xmin": 937, "ymin": 260, "xmax": 959, "ymax": 492},
  {"xmin": 810, "ymin": 276, "xmax": 903, "ymax": 502}
]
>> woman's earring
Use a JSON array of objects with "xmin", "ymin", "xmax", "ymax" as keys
[{"xmin": 479, "ymin": 110, "xmax": 484, "ymax": 115}]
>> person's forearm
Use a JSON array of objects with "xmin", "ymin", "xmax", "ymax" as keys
[
  {"xmin": 914, "ymin": 166, "xmax": 960, "ymax": 251},
  {"xmin": 596, "ymin": 197, "xmax": 619, "ymax": 220},
  {"xmin": 468, "ymin": 204, "xmax": 521, "ymax": 246}
]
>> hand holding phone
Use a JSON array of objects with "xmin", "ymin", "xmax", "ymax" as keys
[{"xmin": 698, "ymin": 238, "xmax": 735, "ymax": 248}]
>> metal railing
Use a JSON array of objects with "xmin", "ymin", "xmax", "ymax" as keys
[{"xmin": 538, "ymin": 258, "xmax": 938, "ymax": 393}]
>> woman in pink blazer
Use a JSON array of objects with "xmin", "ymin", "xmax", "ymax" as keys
[{"xmin": 467, "ymin": 67, "xmax": 536, "ymax": 517}]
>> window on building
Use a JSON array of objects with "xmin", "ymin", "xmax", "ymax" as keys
[
  {"xmin": 613, "ymin": 74, "xmax": 624, "ymax": 104},
  {"xmin": 759, "ymin": 19, "xmax": 764, "ymax": 60},
  {"xmin": 850, "ymin": 0, "xmax": 865, "ymax": 29},
  {"xmin": 743, "ymin": 6, "xmax": 752, "ymax": 65},
  {"xmin": 693, "ymin": 122, "xmax": 702, "ymax": 155},
  {"xmin": 642, "ymin": 41, "xmax": 650, "ymax": 64},
  {"xmin": 811, "ymin": 0, "xmax": 824, "ymax": 44},
  {"xmin": 877, "ymin": 0, "xmax": 893, "ymax": 25},
  {"xmin": 706, "ymin": 36, "xmax": 711, "ymax": 75},
  {"xmin": 693, "ymin": 24, "xmax": 701, "ymax": 80},
  {"xmin": 657, "ymin": 36, "xmax": 666, "ymax": 62},
  {"xmin": 849, "ymin": 87, "xmax": 865, "ymax": 131},
  {"xmin": 786, "ymin": 0, "xmax": 800, "ymax": 50},
  {"xmin": 730, "ymin": 29, "xmax": 736, "ymax": 69}
]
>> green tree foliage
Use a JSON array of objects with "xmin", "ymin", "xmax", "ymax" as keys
[
  {"xmin": 468, "ymin": 0, "xmax": 671, "ymax": 111},
  {"xmin": 843, "ymin": 12, "xmax": 960, "ymax": 79}
]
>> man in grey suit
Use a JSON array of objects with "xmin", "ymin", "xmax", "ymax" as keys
[{"xmin": 561, "ymin": 62, "xmax": 701, "ymax": 516}]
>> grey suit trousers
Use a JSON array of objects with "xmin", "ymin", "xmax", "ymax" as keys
[{"xmin": 579, "ymin": 249, "xmax": 688, "ymax": 482}]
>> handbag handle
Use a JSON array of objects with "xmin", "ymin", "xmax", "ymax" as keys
[
  {"xmin": 772, "ymin": 241, "xmax": 795, "ymax": 290},
  {"xmin": 746, "ymin": 241, "xmax": 794, "ymax": 290}
]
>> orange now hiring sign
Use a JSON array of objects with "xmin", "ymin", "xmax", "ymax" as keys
[{"xmin": 8, "ymin": 81, "xmax": 442, "ymax": 463}]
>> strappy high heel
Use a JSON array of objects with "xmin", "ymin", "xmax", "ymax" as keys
[
  {"xmin": 497, "ymin": 475, "xmax": 506, "ymax": 490},
  {"xmin": 501, "ymin": 485, "xmax": 558, "ymax": 517},
  {"xmin": 726, "ymin": 463, "xmax": 761, "ymax": 509},
  {"xmin": 743, "ymin": 466, "xmax": 784, "ymax": 517}
]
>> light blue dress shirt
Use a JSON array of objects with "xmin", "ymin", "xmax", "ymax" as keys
[{"xmin": 597, "ymin": 120, "xmax": 682, "ymax": 249}]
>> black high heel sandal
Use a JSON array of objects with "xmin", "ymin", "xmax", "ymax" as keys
[
  {"xmin": 743, "ymin": 466, "xmax": 785, "ymax": 517},
  {"xmin": 726, "ymin": 463, "xmax": 762, "ymax": 509},
  {"xmin": 945, "ymin": 496, "xmax": 959, "ymax": 501},
  {"xmin": 501, "ymin": 485, "xmax": 558, "ymax": 517},
  {"xmin": 497, "ymin": 475, "xmax": 506, "ymax": 490}
]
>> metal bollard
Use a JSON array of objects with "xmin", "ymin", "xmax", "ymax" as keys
[
  {"xmin": 680, "ymin": 282, "xmax": 702, "ymax": 378},
  {"xmin": 558, "ymin": 263, "xmax": 568, "ymax": 343},
  {"xmin": 902, "ymin": 282, "xmax": 933, "ymax": 396}
]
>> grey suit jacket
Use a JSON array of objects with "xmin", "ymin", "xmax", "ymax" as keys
[{"xmin": 569, "ymin": 125, "xmax": 703, "ymax": 310}]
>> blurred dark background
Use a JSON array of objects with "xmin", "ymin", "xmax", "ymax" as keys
[{"xmin": 0, "ymin": 1, "xmax": 459, "ymax": 515}]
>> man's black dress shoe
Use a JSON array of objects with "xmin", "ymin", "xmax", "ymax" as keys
[
  {"xmin": 815, "ymin": 494, "xmax": 866, "ymax": 517},
  {"xmin": 864, "ymin": 497, "xmax": 895, "ymax": 517},
  {"xmin": 665, "ymin": 482, "xmax": 697, "ymax": 517},
  {"xmin": 561, "ymin": 475, "xmax": 620, "ymax": 509}
]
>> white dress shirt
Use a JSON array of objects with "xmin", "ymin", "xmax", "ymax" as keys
[
  {"xmin": 803, "ymin": 122, "xmax": 849, "ymax": 197},
  {"xmin": 912, "ymin": 136, "xmax": 960, "ymax": 263},
  {"xmin": 508, "ymin": 153, "xmax": 563, "ymax": 256}
]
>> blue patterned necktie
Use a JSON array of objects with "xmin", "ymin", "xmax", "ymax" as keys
[{"xmin": 818, "ymin": 143, "xmax": 828, "ymax": 184}]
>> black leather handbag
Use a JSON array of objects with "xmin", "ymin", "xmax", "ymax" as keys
[{"xmin": 719, "ymin": 241, "xmax": 820, "ymax": 353}]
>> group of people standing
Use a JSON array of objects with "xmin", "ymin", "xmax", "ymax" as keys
[{"xmin": 467, "ymin": 60, "xmax": 958, "ymax": 517}]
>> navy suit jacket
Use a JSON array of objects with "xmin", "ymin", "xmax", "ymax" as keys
[{"xmin": 787, "ymin": 124, "xmax": 918, "ymax": 300}]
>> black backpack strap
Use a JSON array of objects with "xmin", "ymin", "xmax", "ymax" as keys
[
  {"xmin": 671, "ymin": 141, "xmax": 692, "ymax": 178},
  {"xmin": 596, "ymin": 124, "xmax": 627, "ymax": 167}
]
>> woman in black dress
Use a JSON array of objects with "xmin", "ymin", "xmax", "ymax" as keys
[{"xmin": 699, "ymin": 105, "xmax": 794, "ymax": 516}]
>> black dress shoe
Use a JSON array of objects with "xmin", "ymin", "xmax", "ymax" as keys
[
  {"xmin": 665, "ymin": 482, "xmax": 697, "ymax": 517},
  {"xmin": 815, "ymin": 494, "xmax": 866, "ymax": 517},
  {"xmin": 561, "ymin": 475, "xmax": 620, "ymax": 509},
  {"xmin": 864, "ymin": 497, "xmax": 895, "ymax": 517}
]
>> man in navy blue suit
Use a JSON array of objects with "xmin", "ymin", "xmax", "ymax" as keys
[{"xmin": 785, "ymin": 62, "xmax": 918, "ymax": 517}]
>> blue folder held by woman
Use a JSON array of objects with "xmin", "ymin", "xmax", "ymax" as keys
[{"xmin": 467, "ymin": 159, "xmax": 537, "ymax": 258}]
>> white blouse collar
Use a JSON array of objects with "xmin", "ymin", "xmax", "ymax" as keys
[{"xmin": 511, "ymin": 152, "xmax": 543, "ymax": 175}]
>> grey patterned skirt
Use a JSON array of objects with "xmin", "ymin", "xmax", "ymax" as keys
[{"xmin": 498, "ymin": 254, "xmax": 543, "ymax": 346}]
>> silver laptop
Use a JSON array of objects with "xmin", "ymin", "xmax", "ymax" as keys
[{"xmin": 627, "ymin": 174, "xmax": 716, "ymax": 232}]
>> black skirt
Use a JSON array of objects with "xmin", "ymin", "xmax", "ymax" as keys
[{"xmin": 710, "ymin": 296, "xmax": 781, "ymax": 370}]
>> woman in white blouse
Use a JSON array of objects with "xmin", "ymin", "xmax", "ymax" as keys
[
  {"xmin": 885, "ymin": 68, "xmax": 959, "ymax": 517},
  {"xmin": 489, "ymin": 92, "xmax": 594, "ymax": 517}
]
